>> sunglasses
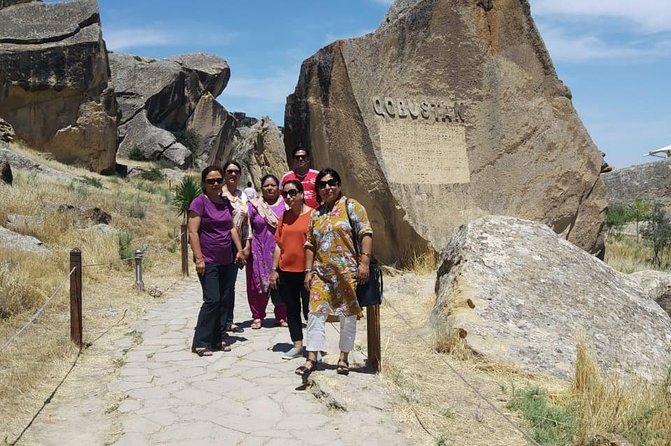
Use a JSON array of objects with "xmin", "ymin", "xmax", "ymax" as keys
[
  {"xmin": 293, "ymin": 155, "xmax": 308, "ymax": 160},
  {"xmin": 226, "ymin": 169, "xmax": 240, "ymax": 174},
  {"xmin": 317, "ymin": 178, "xmax": 339, "ymax": 189},
  {"xmin": 205, "ymin": 178, "xmax": 224, "ymax": 185},
  {"xmin": 281, "ymin": 189, "xmax": 300, "ymax": 198}
]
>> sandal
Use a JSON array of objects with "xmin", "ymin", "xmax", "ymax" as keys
[
  {"xmin": 192, "ymin": 347, "xmax": 213, "ymax": 357},
  {"xmin": 295, "ymin": 359, "xmax": 316, "ymax": 377},
  {"xmin": 279, "ymin": 320, "xmax": 289, "ymax": 328},
  {"xmin": 337, "ymin": 359, "xmax": 350, "ymax": 375},
  {"xmin": 219, "ymin": 342, "xmax": 232, "ymax": 352},
  {"xmin": 251, "ymin": 319, "xmax": 262, "ymax": 329}
]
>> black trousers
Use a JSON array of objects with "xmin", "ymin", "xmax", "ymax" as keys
[
  {"xmin": 192, "ymin": 263, "xmax": 237, "ymax": 350},
  {"xmin": 278, "ymin": 270, "xmax": 309, "ymax": 343}
]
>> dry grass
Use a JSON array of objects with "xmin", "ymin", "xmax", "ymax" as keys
[
  {"xmin": 605, "ymin": 233, "xmax": 670, "ymax": 273},
  {"xmin": 0, "ymin": 145, "xmax": 189, "ymax": 442},
  {"xmin": 404, "ymin": 248, "xmax": 439, "ymax": 275}
]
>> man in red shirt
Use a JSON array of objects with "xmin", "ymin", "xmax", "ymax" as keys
[{"xmin": 280, "ymin": 147, "xmax": 320, "ymax": 209}]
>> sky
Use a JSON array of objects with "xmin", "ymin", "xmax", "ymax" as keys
[{"xmin": 96, "ymin": 0, "xmax": 671, "ymax": 169}]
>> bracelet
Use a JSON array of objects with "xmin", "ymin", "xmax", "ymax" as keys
[
  {"xmin": 360, "ymin": 252, "xmax": 371, "ymax": 258},
  {"xmin": 304, "ymin": 269, "xmax": 313, "ymax": 273}
]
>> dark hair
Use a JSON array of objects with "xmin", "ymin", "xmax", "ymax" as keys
[
  {"xmin": 315, "ymin": 168, "xmax": 342, "ymax": 204},
  {"xmin": 223, "ymin": 160, "xmax": 241, "ymax": 172},
  {"xmin": 246, "ymin": 181, "xmax": 252, "ymax": 187},
  {"xmin": 200, "ymin": 165, "xmax": 224, "ymax": 192},
  {"xmin": 283, "ymin": 179, "xmax": 303, "ymax": 192},
  {"xmin": 291, "ymin": 147, "xmax": 310, "ymax": 158},
  {"xmin": 260, "ymin": 174, "xmax": 279, "ymax": 187}
]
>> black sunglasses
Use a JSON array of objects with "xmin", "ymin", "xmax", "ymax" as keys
[
  {"xmin": 293, "ymin": 155, "xmax": 308, "ymax": 160},
  {"xmin": 317, "ymin": 178, "xmax": 339, "ymax": 189},
  {"xmin": 205, "ymin": 178, "xmax": 224, "ymax": 185},
  {"xmin": 226, "ymin": 169, "xmax": 240, "ymax": 174},
  {"xmin": 281, "ymin": 189, "xmax": 300, "ymax": 198}
]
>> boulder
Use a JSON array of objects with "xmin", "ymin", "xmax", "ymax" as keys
[
  {"xmin": 602, "ymin": 159, "xmax": 671, "ymax": 213},
  {"xmin": 222, "ymin": 117, "xmax": 288, "ymax": 188},
  {"xmin": 0, "ymin": 0, "xmax": 118, "ymax": 173},
  {"xmin": 186, "ymin": 92, "xmax": 237, "ymax": 168},
  {"xmin": 0, "ymin": 225, "xmax": 49, "ymax": 255},
  {"xmin": 630, "ymin": 270, "xmax": 671, "ymax": 317},
  {"xmin": 0, "ymin": 160, "xmax": 12, "ymax": 185},
  {"xmin": 285, "ymin": 0, "xmax": 607, "ymax": 264},
  {"xmin": 118, "ymin": 110, "xmax": 192, "ymax": 168},
  {"xmin": 432, "ymin": 215, "xmax": 671, "ymax": 380},
  {"xmin": 109, "ymin": 52, "xmax": 231, "ymax": 168},
  {"xmin": 0, "ymin": 118, "xmax": 14, "ymax": 142},
  {"xmin": 6, "ymin": 213, "xmax": 43, "ymax": 233},
  {"xmin": 0, "ymin": 143, "xmax": 77, "ymax": 181}
]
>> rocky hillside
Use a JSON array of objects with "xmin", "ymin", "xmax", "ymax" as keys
[{"xmin": 602, "ymin": 158, "xmax": 671, "ymax": 211}]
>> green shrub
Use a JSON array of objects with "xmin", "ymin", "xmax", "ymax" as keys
[
  {"xmin": 641, "ymin": 203, "xmax": 671, "ymax": 266},
  {"xmin": 80, "ymin": 176, "xmax": 103, "ymax": 189},
  {"xmin": 127, "ymin": 201, "xmax": 146, "ymax": 219},
  {"xmin": 140, "ymin": 168, "xmax": 165, "ymax": 182},
  {"xmin": 128, "ymin": 145, "xmax": 145, "ymax": 161},
  {"xmin": 172, "ymin": 129, "xmax": 200, "ymax": 155},
  {"xmin": 117, "ymin": 230, "xmax": 134, "ymax": 260},
  {"xmin": 172, "ymin": 175, "xmax": 200, "ymax": 222}
]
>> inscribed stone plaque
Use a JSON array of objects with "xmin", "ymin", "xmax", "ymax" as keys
[{"xmin": 378, "ymin": 120, "xmax": 470, "ymax": 184}]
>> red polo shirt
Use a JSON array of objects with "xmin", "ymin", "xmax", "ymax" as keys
[{"xmin": 280, "ymin": 169, "xmax": 319, "ymax": 209}]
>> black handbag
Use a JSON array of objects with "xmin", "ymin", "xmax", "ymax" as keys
[{"xmin": 345, "ymin": 199, "xmax": 383, "ymax": 307}]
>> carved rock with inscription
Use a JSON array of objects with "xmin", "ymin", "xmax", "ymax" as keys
[{"xmin": 285, "ymin": 0, "xmax": 607, "ymax": 263}]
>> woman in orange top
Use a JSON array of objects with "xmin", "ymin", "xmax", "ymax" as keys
[{"xmin": 270, "ymin": 180, "xmax": 314, "ymax": 360}]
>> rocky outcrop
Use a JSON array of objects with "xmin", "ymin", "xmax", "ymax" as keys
[
  {"xmin": 0, "ymin": 142, "xmax": 77, "ymax": 181},
  {"xmin": 222, "ymin": 117, "xmax": 288, "ymax": 188},
  {"xmin": 0, "ymin": 161, "xmax": 11, "ymax": 185},
  {"xmin": 602, "ymin": 159, "xmax": 671, "ymax": 213},
  {"xmin": 0, "ymin": 226, "xmax": 49, "ymax": 255},
  {"xmin": 0, "ymin": 118, "xmax": 14, "ymax": 142},
  {"xmin": 0, "ymin": 0, "xmax": 118, "ymax": 173},
  {"xmin": 109, "ymin": 52, "xmax": 231, "ymax": 168},
  {"xmin": 186, "ymin": 92, "xmax": 237, "ymax": 168},
  {"xmin": 432, "ymin": 216, "xmax": 671, "ymax": 380},
  {"xmin": 630, "ymin": 270, "xmax": 671, "ymax": 317},
  {"xmin": 285, "ymin": 0, "xmax": 607, "ymax": 264}
]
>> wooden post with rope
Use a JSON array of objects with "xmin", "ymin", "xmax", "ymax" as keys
[
  {"xmin": 181, "ymin": 223, "xmax": 189, "ymax": 276},
  {"xmin": 367, "ymin": 304, "xmax": 381, "ymax": 373},
  {"xmin": 69, "ymin": 248, "xmax": 83, "ymax": 349}
]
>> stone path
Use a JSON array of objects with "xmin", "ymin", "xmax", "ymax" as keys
[{"xmin": 109, "ymin": 273, "xmax": 407, "ymax": 445}]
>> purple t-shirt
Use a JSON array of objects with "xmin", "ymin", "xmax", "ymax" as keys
[{"xmin": 189, "ymin": 194, "xmax": 235, "ymax": 266}]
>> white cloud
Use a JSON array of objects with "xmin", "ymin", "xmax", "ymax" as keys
[
  {"xmin": 533, "ymin": 0, "xmax": 671, "ymax": 32},
  {"xmin": 540, "ymin": 26, "xmax": 671, "ymax": 62},
  {"xmin": 221, "ymin": 68, "xmax": 298, "ymax": 105},
  {"xmin": 370, "ymin": 0, "xmax": 394, "ymax": 5},
  {"xmin": 104, "ymin": 29, "xmax": 174, "ymax": 51}
]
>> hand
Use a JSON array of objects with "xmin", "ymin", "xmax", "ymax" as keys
[
  {"xmin": 242, "ymin": 248, "xmax": 250, "ymax": 261},
  {"xmin": 235, "ymin": 250, "xmax": 246, "ymax": 266},
  {"xmin": 303, "ymin": 271, "xmax": 313, "ymax": 291},
  {"xmin": 357, "ymin": 262, "xmax": 369, "ymax": 284},
  {"xmin": 270, "ymin": 270, "xmax": 279, "ymax": 289},
  {"xmin": 195, "ymin": 258, "xmax": 205, "ymax": 276}
]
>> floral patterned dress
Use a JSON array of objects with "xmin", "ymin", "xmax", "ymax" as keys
[{"xmin": 305, "ymin": 196, "xmax": 373, "ymax": 316}]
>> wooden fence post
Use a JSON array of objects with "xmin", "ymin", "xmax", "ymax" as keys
[
  {"xmin": 181, "ymin": 223, "xmax": 189, "ymax": 276},
  {"xmin": 367, "ymin": 304, "xmax": 381, "ymax": 373},
  {"xmin": 69, "ymin": 248, "xmax": 82, "ymax": 349}
]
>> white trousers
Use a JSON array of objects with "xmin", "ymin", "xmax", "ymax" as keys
[{"xmin": 305, "ymin": 312, "xmax": 357, "ymax": 353}]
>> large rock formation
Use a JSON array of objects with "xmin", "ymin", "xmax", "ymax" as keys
[
  {"xmin": 109, "ymin": 52, "xmax": 233, "ymax": 168},
  {"xmin": 432, "ymin": 216, "xmax": 671, "ymax": 380},
  {"xmin": 0, "ymin": 0, "xmax": 118, "ymax": 173},
  {"xmin": 602, "ymin": 159, "xmax": 671, "ymax": 213},
  {"xmin": 285, "ymin": 0, "xmax": 607, "ymax": 264},
  {"xmin": 222, "ymin": 117, "xmax": 288, "ymax": 188}
]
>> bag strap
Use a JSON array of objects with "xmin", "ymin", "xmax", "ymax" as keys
[{"xmin": 344, "ymin": 198, "xmax": 361, "ymax": 257}]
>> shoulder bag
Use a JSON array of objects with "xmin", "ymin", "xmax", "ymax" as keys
[{"xmin": 345, "ymin": 199, "xmax": 383, "ymax": 307}]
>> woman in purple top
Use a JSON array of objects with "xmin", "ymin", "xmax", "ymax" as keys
[
  {"xmin": 188, "ymin": 166, "xmax": 245, "ymax": 356},
  {"xmin": 242, "ymin": 174, "xmax": 288, "ymax": 329}
]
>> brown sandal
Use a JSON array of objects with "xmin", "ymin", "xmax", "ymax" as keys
[
  {"xmin": 219, "ymin": 342, "xmax": 232, "ymax": 352},
  {"xmin": 295, "ymin": 359, "xmax": 316, "ymax": 377},
  {"xmin": 336, "ymin": 359, "xmax": 350, "ymax": 375},
  {"xmin": 192, "ymin": 347, "xmax": 213, "ymax": 357}
]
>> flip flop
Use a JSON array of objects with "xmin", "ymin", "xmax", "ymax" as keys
[
  {"xmin": 295, "ymin": 359, "xmax": 316, "ymax": 377},
  {"xmin": 251, "ymin": 319, "xmax": 262, "ymax": 329}
]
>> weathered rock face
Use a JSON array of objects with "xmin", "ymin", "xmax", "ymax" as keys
[
  {"xmin": 630, "ymin": 270, "xmax": 671, "ymax": 317},
  {"xmin": 0, "ymin": 118, "xmax": 14, "ymax": 142},
  {"xmin": 285, "ymin": 0, "xmax": 607, "ymax": 264},
  {"xmin": 0, "ymin": 160, "xmax": 12, "ymax": 185},
  {"xmin": 432, "ymin": 216, "xmax": 671, "ymax": 380},
  {"xmin": 0, "ymin": 141, "xmax": 77, "ymax": 181},
  {"xmin": 0, "ymin": 225, "xmax": 49, "ymax": 255},
  {"xmin": 109, "ymin": 52, "xmax": 231, "ymax": 168},
  {"xmin": 186, "ymin": 92, "xmax": 237, "ymax": 168},
  {"xmin": 602, "ymin": 159, "xmax": 671, "ymax": 213},
  {"xmin": 0, "ymin": 0, "xmax": 118, "ymax": 173},
  {"xmin": 222, "ymin": 117, "xmax": 288, "ymax": 188}
]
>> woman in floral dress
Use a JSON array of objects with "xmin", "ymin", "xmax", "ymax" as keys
[{"xmin": 300, "ymin": 168, "xmax": 373, "ymax": 377}]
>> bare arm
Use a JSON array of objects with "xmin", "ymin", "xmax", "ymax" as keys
[
  {"xmin": 357, "ymin": 234, "xmax": 373, "ymax": 283},
  {"xmin": 303, "ymin": 246, "xmax": 315, "ymax": 291},
  {"xmin": 187, "ymin": 211, "xmax": 205, "ymax": 275},
  {"xmin": 231, "ymin": 226, "xmax": 245, "ymax": 265},
  {"xmin": 270, "ymin": 244, "xmax": 281, "ymax": 289}
]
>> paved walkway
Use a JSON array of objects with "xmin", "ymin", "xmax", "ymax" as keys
[{"xmin": 109, "ymin": 273, "xmax": 406, "ymax": 445}]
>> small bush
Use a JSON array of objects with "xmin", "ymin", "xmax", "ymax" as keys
[
  {"xmin": 172, "ymin": 176, "xmax": 200, "ymax": 222},
  {"xmin": 127, "ymin": 201, "xmax": 146, "ymax": 219},
  {"xmin": 140, "ymin": 168, "xmax": 165, "ymax": 182},
  {"xmin": 641, "ymin": 203, "xmax": 671, "ymax": 266},
  {"xmin": 172, "ymin": 129, "xmax": 200, "ymax": 155},
  {"xmin": 128, "ymin": 145, "xmax": 145, "ymax": 161},
  {"xmin": 80, "ymin": 176, "xmax": 103, "ymax": 189},
  {"xmin": 117, "ymin": 230, "xmax": 134, "ymax": 260}
]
